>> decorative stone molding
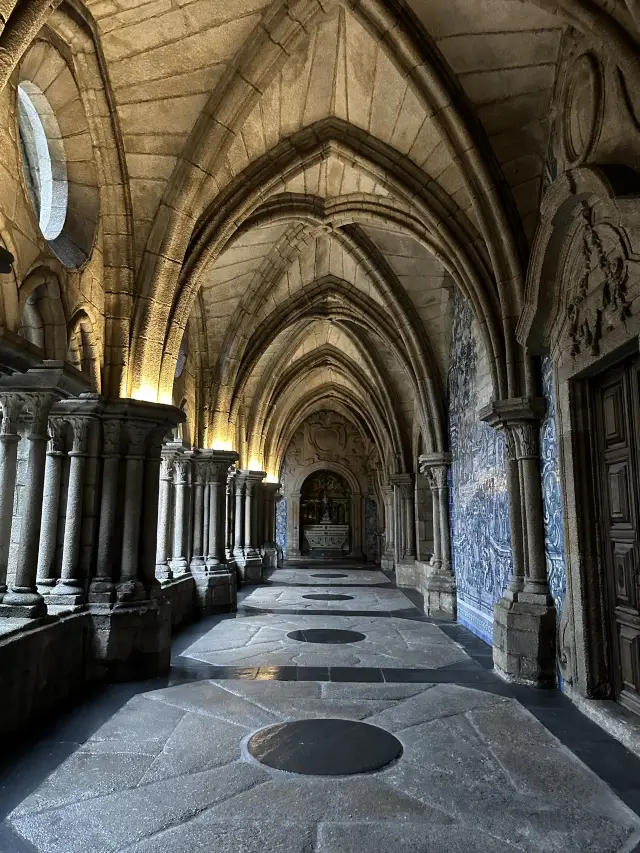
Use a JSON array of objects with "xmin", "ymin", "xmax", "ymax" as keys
[{"xmin": 518, "ymin": 165, "xmax": 640, "ymax": 362}]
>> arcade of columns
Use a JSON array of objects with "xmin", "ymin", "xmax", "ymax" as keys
[{"xmin": 0, "ymin": 356, "xmax": 554, "ymax": 694}]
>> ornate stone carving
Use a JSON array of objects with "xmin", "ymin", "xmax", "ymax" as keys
[
  {"xmin": 125, "ymin": 422, "xmax": 148, "ymax": 457},
  {"xmin": 68, "ymin": 417, "xmax": 90, "ymax": 454},
  {"xmin": 0, "ymin": 394, "xmax": 23, "ymax": 436},
  {"xmin": 23, "ymin": 393, "xmax": 54, "ymax": 438},
  {"xmin": 102, "ymin": 420, "xmax": 121, "ymax": 456},
  {"xmin": 567, "ymin": 204, "xmax": 631, "ymax": 357},
  {"xmin": 173, "ymin": 456, "xmax": 189, "ymax": 484},
  {"xmin": 511, "ymin": 422, "xmax": 539, "ymax": 461},
  {"xmin": 47, "ymin": 418, "xmax": 66, "ymax": 454}
]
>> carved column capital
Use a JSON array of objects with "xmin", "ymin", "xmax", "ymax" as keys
[
  {"xmin": 47, "ymin": 417, "xmax": 67, "ymax": 455},
  {"xmin": 68, "ymin": 416, "xmax": 90, "ymax": 455},
  {"xmin": 125, "ymin": 421, "xmax": 148, "ymax": 458},
  {"xmin": 23, "ymin": 393, "xmax": 55, "ymax": 438},
  {"xmin": 102, "ymin": 419, "xmax": 122, "ymax": 457},
  {"xmin": 0, "ymin": 393, "xmax": 24, "ymax": 436},
  {"xmin": 173, "ymin": 455, "xmax": 189, "ymax": 484}
]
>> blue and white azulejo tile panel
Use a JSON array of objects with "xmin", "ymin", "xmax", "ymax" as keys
[
  {"xmin": 540, "ymin": 356, "xmax": 566, "ymax": 620},
  {"xmin": 448, "ymin": 290, "xmax": 513, "ymax": 644},
  {"xmin": 275, "ymin": 498, "xmax": 287, "ymax": 551}
]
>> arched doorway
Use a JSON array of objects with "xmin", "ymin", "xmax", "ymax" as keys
[{"xmin": 300, "ymin": 469, "xmax": 351, "ymax": 558}]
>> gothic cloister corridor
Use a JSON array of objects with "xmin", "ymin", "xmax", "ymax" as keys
[
  {"xmin": 2, "ymin": 563, "xmax": 640, "ymax": 853},
  {"xmin": 4, "ymin": 0, "xmax": 640, "ymax": 849}
]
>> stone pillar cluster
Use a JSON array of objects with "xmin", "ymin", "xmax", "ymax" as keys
[
  {"xmin": 480, "ymin": 398, "xmax": 556, "ymax": 687},
  {"xmin": 418, "ymin": 452, "xmax": 456, "ymax": 619},
  {"xmin": 0, "ymin": 362, "xmax": 185, "ymax": 678},
  {"xmin": 155, "ymin": 443, "xmax": 239, "ymax": 612},
  {"xmin": 231, "ymin": 469, "xmax": 267, "ymax": 583}
]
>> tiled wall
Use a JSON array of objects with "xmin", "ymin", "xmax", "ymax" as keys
[
  {"xmin": 275, "ymin": 497, "xmax": 287, "ymax": 552},
  {"xmin": 448, "ymin": 289, "xmax": 513, "ymax": 644},
  {"xmin": 540, "ymin": 356, "xmax": 566, "ymax": 620}
]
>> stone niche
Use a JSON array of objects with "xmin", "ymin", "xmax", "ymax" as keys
[{"xmin": 280, "ymin": 410, "xmax": 381, "ymax": 562}]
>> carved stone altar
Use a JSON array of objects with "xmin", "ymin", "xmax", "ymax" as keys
[{"xmin": 303, "ymin": 524, "xmax": 349, "ymax": 556}]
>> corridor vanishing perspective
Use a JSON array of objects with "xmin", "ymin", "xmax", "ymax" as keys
[
  {"xmin": 3, "ymin": 563, "xmax": 640, "ymax": 853},
  {"xmin": 3, "ymin": 0, "xmax": 640, "ymax": 850}
]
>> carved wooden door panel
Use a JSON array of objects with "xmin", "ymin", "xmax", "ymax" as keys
[{"xmin": 593, "ymin": 359, "xmax": 640, "ymax": 714}]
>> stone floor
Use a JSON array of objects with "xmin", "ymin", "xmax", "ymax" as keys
[{"xmin": 3, "ymin": 562, "xmax": 640, "ymax": 852}]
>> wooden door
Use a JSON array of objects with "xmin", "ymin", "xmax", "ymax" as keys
[{"xmin": 593, "ymin": 357, "xmax": 640, "ymax": 714}]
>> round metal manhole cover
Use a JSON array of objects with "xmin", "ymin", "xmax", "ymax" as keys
[
  {"xmin": 287, "ymin": 629, "xmax": 365, "ymax": 644},
  {"xmin": 302, "ymin": 593, "xmax": 354, "ymax": 601},
  {"xmin": 311, "ymin": 572, "xmax": 349, "ymax": 578},
  {"xmin": 247, "ymin": 719, "xmax": 403, "ymax": 775}
]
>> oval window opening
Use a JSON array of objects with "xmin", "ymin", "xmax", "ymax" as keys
[{"xmin": 17, "ymin": 81, "xmax": 68, "ymax": 242}]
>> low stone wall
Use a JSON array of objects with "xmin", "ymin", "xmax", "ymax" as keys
[
  {"xmin": 0, "ymin": 613, "xmax": 90, "ymax": 742},
  {"xmin": 0, "ymin": 577, "xmax": 240, "ymax": 743},
  {"xmin": 395, "ymin": 561, "xmax": 418, "ymax": 590},
  {"xmin": 163, "ymin": 576, "xmax": 197, "ymax": 628}
]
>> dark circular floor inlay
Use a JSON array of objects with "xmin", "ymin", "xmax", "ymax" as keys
[
  {"xmin": 311, "ymin": 572, "xmax": 349, "ymax": 578},
  {"xmin": 248, "ymin": 719, "xmax": 402, "ymax": 775},
  {"xmin": 287, "ymin": 628, "xmax": 366, "ymax": 644},
  {"xmin": 302, "ymin": 593, "xmax": 354, "ymax": 601}
]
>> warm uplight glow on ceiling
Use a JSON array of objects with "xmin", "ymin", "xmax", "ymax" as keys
[
  {"xmin": 248, "ymin": 458, "xmax": 263, "ymax": 472},
  {"xmin": 265, "ymin": 473, "xmax": 279, "ymax": 483},
  {"xmin": 212, "ymin": 439, "xmax": 233, "ymax": 451},
  {"xmin": 131, "ymin": 383, "xmax": 159, "ymax": 403}
]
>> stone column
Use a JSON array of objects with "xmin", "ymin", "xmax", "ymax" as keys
[
  {"xmin": 261, "ymin": 482, "xmax": 280, "ymax": 568},
  {"xmin": 90, "ymin": 419, "xmax": 120, "ymax": 603},
  {"xmin": 170, "ymin": 455, "xmax": 190, "ymax": 576},
  {"xmin": 419, "ymin": 453, "xmax": 456, "ymax": 619},
  {"xmin": 226, "ymin": 471, "xmax": 235, "ymax": 563},
  {"xmin": 202, "ymin": 465, "xmax": 210, "ymax": 567},
  {"xmin": 381, "ymin": 485, "xmax": 395, "ymax": 570},
  {"xmin": 118, "ymin": 422, "xmax": 148, "ymax": 602},
  {"xmin": 206, "ymin": 452, "xmax": 238, "ymax": 568},
  {"xmin": 37, "ymin": 417, "xmax": 66, "ymax": 594},
  {"xmin": 286, "ymin": 492, "xmax": 302, "ymax": 559},
  {"xmin": 242, "ymin": 470, "xmax": 266, "ymax": 582},
  {"xmin": 233, "ymin": 474, "xmax": 245, "ymax": 567},
  {"xmin": 403, "ymin": 477, "xmax": 417, "ymax": 559},
  {"xmin": 190, "ymin": 450, "xmax": 239, "ymax": 613},
  {"xmin": 3, "ymin": 394, "xmax": 53, "ymax": 616},
  {"xmin": 480, "ymin": 397, "xmax": 556, "ymax": 686},
  {"xmin": 0, "ymin": 394, "xmax": 23, "ymax": 600},
  {"xmin": 155, "ymin": 446, "xmax": 174, "ymax": 581},
  {"xmin": 190, "ymin": 456, "xmax": 206, "ymax": 573},
  {"xmin": 140, "ymin": 427, "xmax": 166, "ymax": 595},
  {"xmin": 391, "ymin": 474, "xmax": 415, "ymax": 563},
  {"xmin": 50, "ymin": 416, "xmax": 91, "ymax": 604}
]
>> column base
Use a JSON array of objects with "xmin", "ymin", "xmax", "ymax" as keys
[
  {"xmin": 262, "ymin": 546, "xmax": 277, "ymax": 569},
  {"xmin": 193, "ymin": 571, "xmax": 237, "ymax": 615},
  {"xmin": 238, "ymin": 556, "xmax": 262, "ymax": 584},
  {"xmin": 47, "ymin": 580, "xmax": 86, "ymax": 606},
  {"xmin": 492, "ymin": 595, "xmax": 556, "ymax": 687},
  {"xmin": 88, "ymin": 599, "xmax": 172, "ymax": 681},
  {"xmin": 169, "ymin": 558, "xmax": 189, "ymax": 576},
  {"xmin": 37, "ymin": 579, "xmax": 57, "ymax": 595},
  {"xmin": 189, "ymin": 556, "xmax": 206, "ymax": 572},
  {"xmin": 0, "ymin": 589, "xmax": 46, "ymax": 617},
  {"xmin": 424, "ymin": 573, "xmax": 457, "ymax": 621},
  {"xmin": 115, "ymin": 580, "xmax": 147, "ymax": 605},
  {"xmin": 155, "ymin": 562, "xmax": 173, "ymax": 581},
  {"xmin": 88, "ymin": 579, "xmax": 116, "ymax": 605}
]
